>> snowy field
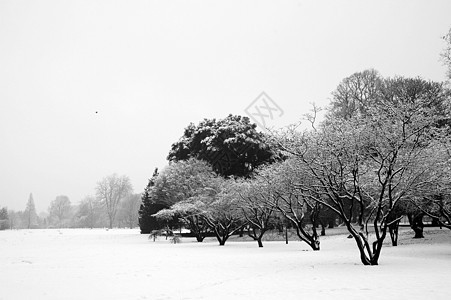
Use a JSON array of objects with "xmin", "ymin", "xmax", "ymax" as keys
[{"xmin": 1, "ymin": 228, "xmax": 450, "ymax": 300}]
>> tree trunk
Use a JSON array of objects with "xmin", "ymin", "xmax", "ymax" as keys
[
  {"xmin": 188, "ymin": 216, "xmax": 207, "ymax": 242},
  {"xmin": 310, "ymin": 239, "xmax": 320, "ymax": 251},
  {"xmin": 370, "ymin": 238, "xmax": 385, "ymax": 265},
  {"xmin": 431, "ymin": 217, "xmax": 440, "ymax": 227},
  {"xmin": 351, "ymin": 233, "xmax": 374, "ymax": 265},
  {"xmin": 195, "ymin": 235, "xmax": 205, "ymax": 242},
  {"xmin": 319, "ymin": 220, "xmax": 326, "ymax": 236},
  {"xmin": 213, "ymin": 228, "xmax": 229, "ymax": 246},
  {"xmin": 291, "ymin": 220, "xmax": 320, "ymax": 251},
  {"xmin": 192, "ymin": 229, "xmax": 206, "ymax": 243},
  {"xmin": 238, "ymin": 226, "xmax": 245, "ymax": 238},
  {"xmin": 277, "ymin": 222, "xmax": 284, "ymax": 233},
  {"xmin": 328, "ymin": 219, "xmax": 335, "ymax": 228},
  {"xmin": 285, "ymin": 225, "xmax": 288, "ymax": 244},
  {"xmin": 409, "ymin": 214, "xmax": 425, "ymax": 239},
  {"xmin": 389, "ymin": 220, "xmax": 400, "ymax": 246},
  {"xmin": 247, "ymin": 228, "xmax": 266, "ymax": 248},
  {"xmin": 412, "ymin": 225, "xmax": 424, "ymax": 239},
  {"xmin": 346, "ymin": 224, "xmax": 385, "ymax": 266},
  {"xmin": 218, "ymin": 237, "xmax": 226, "ymax": 246}
]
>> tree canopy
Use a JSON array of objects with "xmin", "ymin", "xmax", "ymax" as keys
[
  {"xmin": 138, "ymin": 66, "xmax": 450, "ymax": 266},
  {"xmin": 96, "ymin": 174, "xmax": 133, "ymax": 229},
  {"xmin": 442, "ymin": 27, "xmax": 451, "ymax": 80},
  {"xmin": 48, "ymin": 195, "xmax": 71, "ymax": 227},
  {"xmin": 327, "ymin": 70, "xmax": 450, "ymax": 124},
  {"xmin": 167, "ymin": 114, "xmax": 280, "ymax": 177}
]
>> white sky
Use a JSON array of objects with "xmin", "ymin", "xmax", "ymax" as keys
[{"xmin": 1, "ymin": 0, "xmax": 450, "ymax": 212}]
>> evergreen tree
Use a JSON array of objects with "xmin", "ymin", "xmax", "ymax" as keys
[
  {"xmin": 138, "ymin": 168, "xmax": 167, "ymax": 234},
  {"xmin": 167, "ymin": 114, "xmax": 281, "ymax": 178},
  {"xmin": 25, "ymin": 193, "xmax": 38, "ymax": 229},
  {"xmin": 0, "ymin": 207, "xmax": 9, "ymax": 230},
  {"xmin": 0, "ymin": 207, "xmax": 7, "ymax": 220}
]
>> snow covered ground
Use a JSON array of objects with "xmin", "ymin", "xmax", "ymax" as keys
[{"xmin": 1, "ymin": 228, "xmax": 450, "ymax": 300}]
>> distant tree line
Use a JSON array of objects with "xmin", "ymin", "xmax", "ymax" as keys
[{"xmin": 2, "ymin": 174, "xmax": 140, "ymax": 230}]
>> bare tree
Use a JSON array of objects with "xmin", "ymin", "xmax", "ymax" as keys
[
  {"xmin": 48, "ymin": 195, "xmax": 71, "ymax": 227},
  {"xmin": 74, "ymin": 196, "xmax": 103, "ymax": 228},
  {"xmin": 96, "ymin": 174, "xmax": 132, "ymax": 229},
  {"xmin": 442, "ymin": 27, "xmax": 451, "ymax": 80},
  {"xmin": 7, "ymin": 210, "xmax": 18, "ymax": 229},
  {"xmin": 327, "ymin": 69, "xmax": 382, "ymax": 120},
  {"xmin": 118, "ymin": 194, "xmax": 141, "ymax": 229}
]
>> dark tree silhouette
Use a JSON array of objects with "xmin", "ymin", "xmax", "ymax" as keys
[
  {"xmin": 167, "ymin": 114, "xmax": 280, "ymax": 177},
  {"xmin": 138, "ymin": 168, "xmax": 168, "ymax": 234}
]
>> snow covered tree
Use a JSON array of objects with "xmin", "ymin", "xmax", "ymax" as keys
[
  {"xmin": 197, "ymin": 178, "xmax": 247, "ymax": 246},
  {"xmin": 236, "ymin": 178, "xmax": 276, "ymax": 247},
  {"xmin": 151, "ymin": 159, "xmax": 218, "ymax": 241},
  {"xmin": 167, "ymin": 114, "xmax": 279, "ymax": 177},
  {"xmin": 154, "ymin": 200, "xmax": 209, "ymax": 242},
  {"xmin": 96, "ymin": 174, "xmax": 133, "ymax": 229},
  {"xmin": 277, "ymin": 94, "xmax": 448, "ymax": 265},
  {"xmin": 326, "ymin": 72, "xmax": 451, "ymax": 240},
  {"xmin": 250, "ymin": 159, "xmax": 322, "ymax": 250},
  {"xmin": 153, "ymin": 159, "xmax": 248, "ymax": 245},
  {"xmin": 409, "ymin": 141, "xmax": 451, "ymax": 230}
]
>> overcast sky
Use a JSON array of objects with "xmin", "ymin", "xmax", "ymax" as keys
[{"xmin": 1, "ymin": 0, "xmax": 450, "ymax": 212}]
